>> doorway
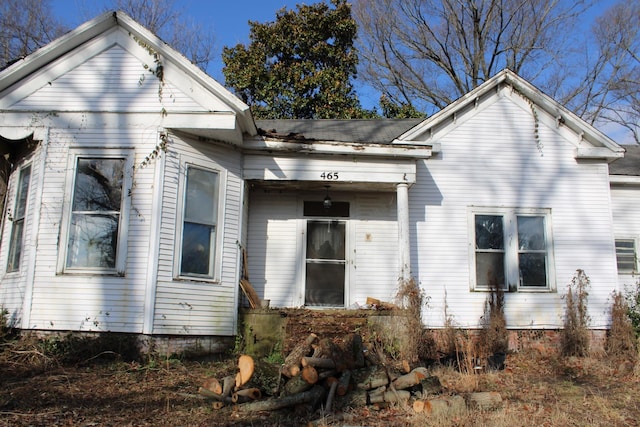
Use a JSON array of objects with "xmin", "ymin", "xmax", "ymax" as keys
[{"xmin": 305, "ymin": 219, "xmax": 346, "ymax": 306}]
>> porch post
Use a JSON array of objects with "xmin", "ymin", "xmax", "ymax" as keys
[{"xmin": 396, "ymin": 182, "xmax": 411, "ymax": 281}]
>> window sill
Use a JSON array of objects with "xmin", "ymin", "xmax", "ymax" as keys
[{"xmin": 173, "ymin": 275, "xmax": 220, "ymax": 284}]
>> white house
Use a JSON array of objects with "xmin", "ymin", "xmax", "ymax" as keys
[{"xmin": 0, "ymin": 12, "xmax": 633, "ymax": 349}]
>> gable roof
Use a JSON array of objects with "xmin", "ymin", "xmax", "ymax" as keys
[
  {"xmin": 0, "ymin": 10, "xmax": 256, "ymax": 138},
  {"xmin": 256, "ymin": 119, "xmax": 423, "ymax": 143},
  {"xmin": 395, "ymin": 69, "xmax": 624, "ymax": 161}
]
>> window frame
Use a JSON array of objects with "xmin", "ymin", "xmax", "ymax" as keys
[
  {"xmin": 469, "ymin": 207, "xmax": 555, "ymax": 292},
  {"xmin": 6, "ymin": 163, "xmax": 32, "ymax": 273},
  {"xmin": 174, "ymin": 162, "xmax": 225, "ymax": 283},
  {"xmin": 58, "ymin": 149, "xmax": 133, "ymax": 275},
  {"xmin": 615, "ymin": 238, "xmax": 637, "ymax": 274}
]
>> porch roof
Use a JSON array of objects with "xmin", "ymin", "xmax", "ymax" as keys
[
  {"xmin": 255, "ymin": 119, "xmax": 423, "ymax": 144},
  {"xmin": 610, "ymin": 145, "xmax": 640, "ymax": 176}
]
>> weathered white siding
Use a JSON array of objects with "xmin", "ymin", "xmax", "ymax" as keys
[
  {"xmin": 0, "ymin": 23, "xmax": 247, "ymax": 335},
  {"xmin": 413, "ymin": 91, "xmax": 618, "ymax": 329},
  {"xmin": 246, "ymin": 189, "xmax": 398, "ymax": 308},
  {"xmin": 611, "ymin": 183, "xmax": 640, "ymax": 290},
  {"xmin": 0, "ymin": 146, "xmax": 40, "ymax": 327},
  {"xmin": 25, "ymin": 127, "xmax": 157, "ymax": 332},
  {"xmin": 152, "ymin": 133, "xmax": 243, "ymax": 336}
]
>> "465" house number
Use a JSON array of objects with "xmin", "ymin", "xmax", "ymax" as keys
[{"xmin": 320, "ymin": 172, "xmax": 340, "ymax": 180}]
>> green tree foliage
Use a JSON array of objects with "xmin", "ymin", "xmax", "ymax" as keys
[{"xmin": 222, "ymin": 0, "xmax": 368, "ymax": 119}]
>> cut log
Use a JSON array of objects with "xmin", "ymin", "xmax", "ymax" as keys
[
  {"xmin": 312, "ymin": 338, "xmax": 340, "ymax": 359},
  {"xmin": 324, "ymin": 377, "xmax": 339, "ymax": 412},
  {"xmin": 201, "ymin": 377, "xmax": 222, "ymax": 395},
  {"xmin": 282, "ymin": 333, "xmax": 318, "ymax": 378},
  {"xmin": 341, "ymin": 333, "xmax": 365, "ymax": 369},
  {"xmin": 235, "ymin": 354, "xmax": 255, "ymax": 389},
  {"xmin": 317, "ymin": 369, "xmax": 338, "ymax": 381},
  {"xmin": 414, "ymin": 395, "xmax": 466, "ymax": 416},
  {"xmin": 212, "ymin": 401, "xmax": 226, "ymax": 410},
  {"xmin": 198, "ymin": 387, "xmax": 233, "ymax": 404},
  {"xmin": 239, "ymin": 247, "xmax": 260, "ymax": 309},
  {"xmin": 221, "ymin": 375, "xmax": 235, "ymax": 398},
  {"xmin": 301, "ymin": 357, "xmax": 336, "ymax": 370},
  {"xmin": 355, "ymin": 366, "xmax": 389, "ymax": 390},
  {"xmin": 283, "ymin": 373, "xmax": 314, "ymax": 396},
  {"xmin": 391, "ymin": 367, "xmax": 429, "ymax": 390},
  {"xmin": 368, "ymin": 389, "xmax": 410, "ymax": 404},
  {"xmin": 301, "ymin": 365, "xmax": 319, "ymax": 385},
  {"xmin": 238, "ymin": 385, "xmax": 326, "ymax": 413},
  {"xmin": 337, "ymin": 370, "xmax": 351, "ymax": 396},
  {"xmin": 466, "ymin": 392, "xmax": 503, "ymax": 410},
  {"xmin": 232, "ymin": 388, "xmax": 262, "ymax": 403}
]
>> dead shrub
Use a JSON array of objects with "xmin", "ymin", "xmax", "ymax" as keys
[
  {"xmin": 380, "ymin": 277, "xmax": 429, "ymax": 363},
  {"xmin": 478, "ymin": 279, "xmax": 509, "ymax": 358},
  {"xmin": 606, "ymin": 291, "xmax": 638, "ymax": 361},
  {"xmin": 560, "ymin": 269, "xmax": 590, "ymax": 357}
]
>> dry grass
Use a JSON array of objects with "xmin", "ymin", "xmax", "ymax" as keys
[{"xmin": 1, "ymin": 332, "xmax": 640, "ymax": 426}]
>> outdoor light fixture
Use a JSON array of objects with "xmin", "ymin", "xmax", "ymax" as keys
[{"xmin": 323, "ymin": 186, "xmax": 332, "ymax": 210}]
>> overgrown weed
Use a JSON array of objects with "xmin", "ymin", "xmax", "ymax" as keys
[
  {"xmin": 560, "ymin": 269, "xmax": 591, "ymax": 357},
  {"xmin": 607, "ymin": 291, "xmax": 638, "ymax": 362}
]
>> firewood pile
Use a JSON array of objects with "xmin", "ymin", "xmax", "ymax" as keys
[{"xmin": 197, "ymin": 332, "xmax": 503, "ymax": 420}]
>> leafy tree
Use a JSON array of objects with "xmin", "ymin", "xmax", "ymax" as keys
[
  {"xmin": 0, "ymin": 0, "xmax": 67, "ymax": 70},
  {"xmin": 379, "ymin": 95, "xmax": 424, "ymax": 119},
  {"xmin": 222, "ymin": 0, "xmax": 368, "ymax": 119}
]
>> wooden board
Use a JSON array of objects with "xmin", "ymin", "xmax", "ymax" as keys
[{"xmin": 240, "ymin": 278, "xmax": 260, "ymax": 309}]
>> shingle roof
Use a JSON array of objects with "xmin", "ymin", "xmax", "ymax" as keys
[
  {"xmin": 610, "ymin": 145, "xmax": 640, "ymax": 176},
  {"xmin": 255, "ymin": 119, "xmax": 424, "ymax": 144}
]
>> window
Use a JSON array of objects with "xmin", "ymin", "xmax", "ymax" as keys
[
  {"xmin": 63, "ymin": 155, "xmax": 130, "ymax": 273},
  {"xmin": 472, "ymin": 208, "xmax": 553, "ymax": 291},
  {"xmin": 6, "ymin": 164, "xmax": 31, "ymax": 272},
  {"xmin": 615, "ymin": 239, "xmax": 637, "ymax": 273},
  {"xmin": 179, "ymin": 166, "xmax": 219, "ymax": 279}
]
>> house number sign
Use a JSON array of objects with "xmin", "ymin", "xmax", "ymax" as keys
[{"xmin": 320, "ymin": 172, "xmax": 340, "ymax": 180}]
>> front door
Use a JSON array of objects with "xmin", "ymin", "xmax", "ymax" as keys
[{"xmin": 305, "ymin": 220, "xmax": 346, "ymax": 306}]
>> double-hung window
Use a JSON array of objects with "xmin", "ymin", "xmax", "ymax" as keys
[
  {"xmin": 62, "ymin": 152, "xmax": 131, "ymax": 274},
  {"xmin": 178, "ymin": 165, "xmax": 219, "ymax": 279},
  {"xmin": 615, "ymin": 239, "xmax": 637, "ymax": 274},
  {"xmin": 6, "ymin": 164, "xmax": 32, "ymax": 272},
  {"xmin": 472, "ymin": 208, "xmax": 553, "ymax": 291}
]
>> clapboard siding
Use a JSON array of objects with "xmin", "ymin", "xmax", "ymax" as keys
[
  {"xmin": 152, "ymin": 133, "xmax": 242, "ymax": 336},
  {"xmin": 12, "ymin": 42, "xmax": 206, "ymax": 113},
  {"xmin": 246, "ymin": 190, "xmax": 401, "ymax": 308},
  {"xmin": 23, "ymin": 128, "xmax": 158, "ymax": 332},
  {"xmin": 0, "ymin": 147, "xmax": 40, "ymax": 326},
  {"xmin": 611, "ymin": 184, "xmax": 640, "ymax": 290},
  {"xmin": 414, "ymin": 94, "xmax": 618, "ymax": 329}
]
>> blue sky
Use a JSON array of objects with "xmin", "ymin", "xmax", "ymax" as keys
[
  {"xmin": 50, "ymin": 1, "xmax": 305, "ymax": 79},
  {"xmin": 49, "ymin": 0, "xmax": 382, "ymax": 108}
]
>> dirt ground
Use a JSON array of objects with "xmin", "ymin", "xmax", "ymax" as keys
[{"xmin": 1, "ymin": 335, "xmax": 640, "ymax": 427}]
